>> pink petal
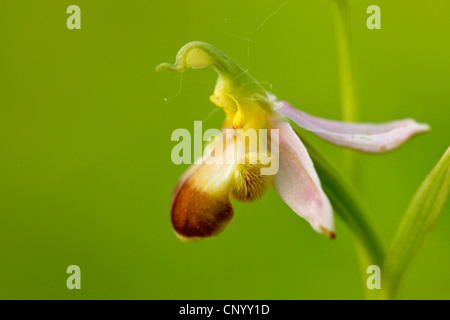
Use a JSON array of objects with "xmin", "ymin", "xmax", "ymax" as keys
[
  {"xmin": 276, "ymin": 101, "xmax": 430, "ymax": 153},
  {"xmin": 272, "ymin": 121, "xmax": 335, "ymax": 237}
]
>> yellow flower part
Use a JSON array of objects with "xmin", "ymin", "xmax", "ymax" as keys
[{"xmin": 156, "ymin": 41, "xmax": 273, "ymax": 132}]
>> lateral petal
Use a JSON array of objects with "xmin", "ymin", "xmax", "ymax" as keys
[
  {"xmin": 276, "ymin": 101, "xmax": 430, "ymax": 153},
  {"xmin": 272, "ymin": 121, "xmax": 335, "ymax": 237}
]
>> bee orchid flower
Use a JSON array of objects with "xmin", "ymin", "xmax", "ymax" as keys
[{"xmin": 156, "ymin": 41, "xmax": 429, "ymax": 241}]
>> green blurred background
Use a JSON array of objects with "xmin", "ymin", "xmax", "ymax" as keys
[{"xmin": 0, "ymin": 0, "xmax": 449, "ymax": 299}]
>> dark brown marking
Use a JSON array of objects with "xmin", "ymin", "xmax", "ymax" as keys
[{"xmin": 171, "ymin": 181, "xmax": 234, "ymax": 239}]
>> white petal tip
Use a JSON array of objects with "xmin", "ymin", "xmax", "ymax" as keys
[{"xmin": 415, "ymin": 122, "xmax": 431, "ymax": 133}]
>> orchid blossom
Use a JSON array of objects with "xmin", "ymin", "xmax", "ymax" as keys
[{"xmin": 157, "ymin": 41, "xmax": 429, "ymax": 241}]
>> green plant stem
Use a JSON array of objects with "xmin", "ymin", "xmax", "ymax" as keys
[
  {"xmin": 332, "ymin": 0, "xmax": 376, "ymax": 298},
  {"xmin": 332, "ymin": 0, "xmax": 363, "ymax": 189},
  {"xmin": 333, "ymin": 0, "xmax": 357, "ymax": 122}
]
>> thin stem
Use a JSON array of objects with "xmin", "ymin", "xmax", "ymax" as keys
[
  {"xmin": 332, "ymin": 0, "xmax": 364, "ymax": 189},
  {"xmin": 332, "ymin": 0, "xmax": 378, "ymax": 298},
  {"xmin": 333, "ymin": 0, "xmax": 357, "ymax": 122}
]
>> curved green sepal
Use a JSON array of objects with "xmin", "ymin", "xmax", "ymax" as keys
[{"xmin": 156, "ymin": 41, "xmax": 269, "ymax": 103}]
